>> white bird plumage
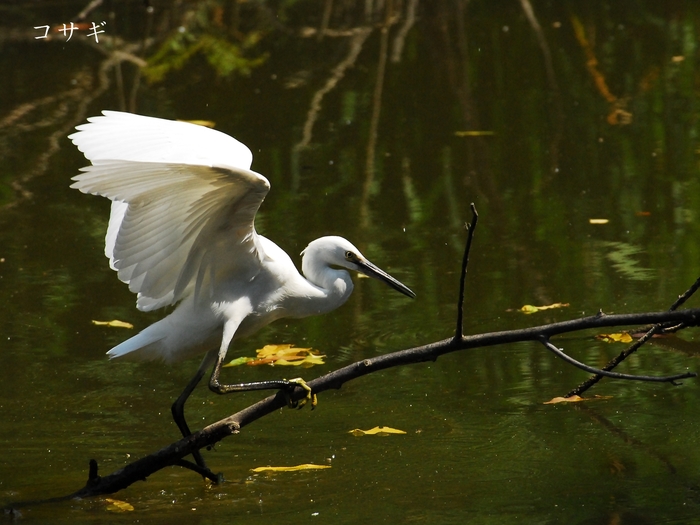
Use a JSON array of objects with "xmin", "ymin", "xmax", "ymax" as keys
[{"xmin": 69, "ymin": 111, "xmax": 414, "ymax": 470}]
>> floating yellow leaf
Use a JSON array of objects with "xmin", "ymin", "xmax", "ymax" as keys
[
  {"xmin": 92, "ymin": 320, "xmax": 134, "ymax": 329},
  {"xmin": 589, "ymin": 218, "xmax": 609, "ymax": 224},
  {"xmin": 454, "ymin": 130, "xmax": 495, "ymax": 137},
  {"xmin": 251, "ymin": 464, "xmax": 331, "ymax": 473},
  {"xmin": 518, "ymin": 303, "xmax": 569, "ymax": 314},
  {"xmin": 224, "ymin": 356, "xmax": 255, "ymax": 367},
  {"xmin": 349, "ymin": 426, "xmax": 407, "ymax": 436},
  {"xmin": 224, "ymin": 344, "xmax": 325, "ymax": 367},
  {"xmin": 544, "ymin": 395, "xmax": 613, "ymax": 405},
  {"xmin": 596, "ymin": 332, "xmax": 633, "ymax": 344},
  {"xmin": 104, "ymin": 498, "xmax": 134, "ymax": 512},
  {"xmin": 544, "ymin": 395, "xmax": 584, "ymax": 404},
  {"xmin": 270, "ymin": 354, "xmax": 325, "ymax": 367},
  {"xmin": 519, "ymin": 305, "xmax": 539, "ymax": 314},
  {"xmin": 256, "ymin": 344, "xmax": 304, "ymax": 357}
]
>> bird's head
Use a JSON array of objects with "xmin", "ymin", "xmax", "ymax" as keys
[{"xmin": 302, "ymin": 236, "xmax": 416, "ymax": 299}]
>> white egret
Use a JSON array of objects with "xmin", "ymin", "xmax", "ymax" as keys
[{"xmin": 69, "ymin": 111, "xmax": 415, "ymax": 468}]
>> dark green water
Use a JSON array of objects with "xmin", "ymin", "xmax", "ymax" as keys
[{"xmin": 1, "ymin": 1, "xmax": 700, "ymax": 523}]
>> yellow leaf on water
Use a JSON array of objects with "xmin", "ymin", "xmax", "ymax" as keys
[
  {"xmin": 454, "ymin": 130, "xmax": 496, "ymax": 136},
  {"xmin": 596, "ymin": 332, "xmax": 633, "ymax": 343},
  {"xmin": 349, "ymin": 426, "xmax": 407, "ymax": 436},
  {"xmin": 104, "ymin": 498, "xmax": 134, "ymax": 512},
  {"xmin": 251, "ymin": 464, "xmax": 331, "ymax": 473},
  {"xmin": 589, "ymin": 218, "xmax": 609, "ymax": 224},
  {"xmin": 269, "ymin": 355, "xmax": 326, "ymax": 367},
  {"xmin": 518, "ymin": 303, "xmax": 569, "ymax": 314},
  {"xmin": 224, "ymin": 344, "xmax": 325, "ymax": 367},
  {"xmin": 223, "ymin": 356, "xmax": 255, "ymax": 367},
  {"xmin": 544, "ymin": 395, "xmax": 612, "ymax": 404},
  {"xmin": 544, "ymin": 395, "xmax": 584, "ymax": 404},
  {"xmin": 92, "ymin": 320, "xmax": 134, "ymax": 329},
  {"xmin": 256, "ymin": 344, "xmax": 298, "ymax": 357}
]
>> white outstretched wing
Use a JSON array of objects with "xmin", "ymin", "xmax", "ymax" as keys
[
  {"xmin": 70, "ymin": 110, "xmax": 253, "ymax": 168},
  {"xmin": 69, "ymin": 111, "xmax": 270, "ymax": 311}
]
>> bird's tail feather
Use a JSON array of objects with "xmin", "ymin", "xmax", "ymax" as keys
[
  {"xmin": 107, "ymin": 321, "xmax": 171, "ymax": 362},
  {"xmin": 106, "ymin": 307, "xmax": 219, "ymax": 363}
]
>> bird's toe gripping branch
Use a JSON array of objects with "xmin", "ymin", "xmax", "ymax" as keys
[{"xmin": 284, "ymin": 377, "xmax": 318, "ymax": 409}]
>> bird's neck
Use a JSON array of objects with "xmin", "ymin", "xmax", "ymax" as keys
[{"xmin": 300, "ymin": 259, "xmax": 354, "ymax": 316}]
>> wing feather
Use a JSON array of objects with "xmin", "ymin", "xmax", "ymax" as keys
[
  {"xmin": 71, "ymin": 110, "xmax": 253, "ymax": 169},
  {"xmin": 69, "ymin": 112, "xmax": 270, "ymax": 311}
]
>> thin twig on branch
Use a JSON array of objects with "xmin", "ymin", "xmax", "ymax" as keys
[
  {"xmin": 455, "ymin": 203, "xmax": 478, "ymax": 340},
  {"xmin": 539, "ymin": 336, "xmax": 691, "ymax": 385},
  {"xmin": 566, "ymin": 275, "xmax": 700, "ymax": 397}
]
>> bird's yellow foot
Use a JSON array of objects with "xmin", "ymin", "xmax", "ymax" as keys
[{"xmin": 284, "ymin": 377, "xmax": 317, "ymax": 409}]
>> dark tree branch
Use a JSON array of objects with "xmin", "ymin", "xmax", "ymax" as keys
[
  {"xmin": 566, "ymin": 275, "xmax": 700, "ymax": 397},
  {"xmin": 5, "ymin": 306, "xmax": 698, "ymax": 507},
  {"xmin": 670, "ymin": 276, "xmax": 700, "ymax": 310},
  {"xmin": 538, "ymin": 336, "xmax": 692, "ymax": 385},
  {"xmin": 455, "ymin": 203, "xmax": 478, "ymax": 340}
]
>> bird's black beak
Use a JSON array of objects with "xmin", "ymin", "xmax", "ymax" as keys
[{"xmin": 356, "ymin": 259, "xmax": 416, "ymax": 299}]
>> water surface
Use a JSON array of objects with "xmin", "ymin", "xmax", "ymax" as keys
[{"xmin": 1, "ymin": 1, "xmax": 700, "ymax": 523}]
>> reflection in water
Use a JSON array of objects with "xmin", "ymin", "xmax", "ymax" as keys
[{"xmin": 598, "ymin": 241, "xmax": 654, "ymax": 281}]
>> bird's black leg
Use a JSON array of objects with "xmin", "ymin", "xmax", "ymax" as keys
[
  {"xmin": 171, "ymin": 345, "xmax": 317, "ymax": 477},
  {"xmin": 171, "ymin": 349, "xmax": 218, "ymax": 470}
]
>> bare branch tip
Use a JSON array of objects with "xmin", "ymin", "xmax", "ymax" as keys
[{"xmin": 88, "ymin": 459, "xmax": 99, "ymax": 482}]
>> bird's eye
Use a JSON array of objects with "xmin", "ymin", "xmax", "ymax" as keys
[{"xmin": 345, "ymin": 251, "xmax": 355, "ymax": 260}]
